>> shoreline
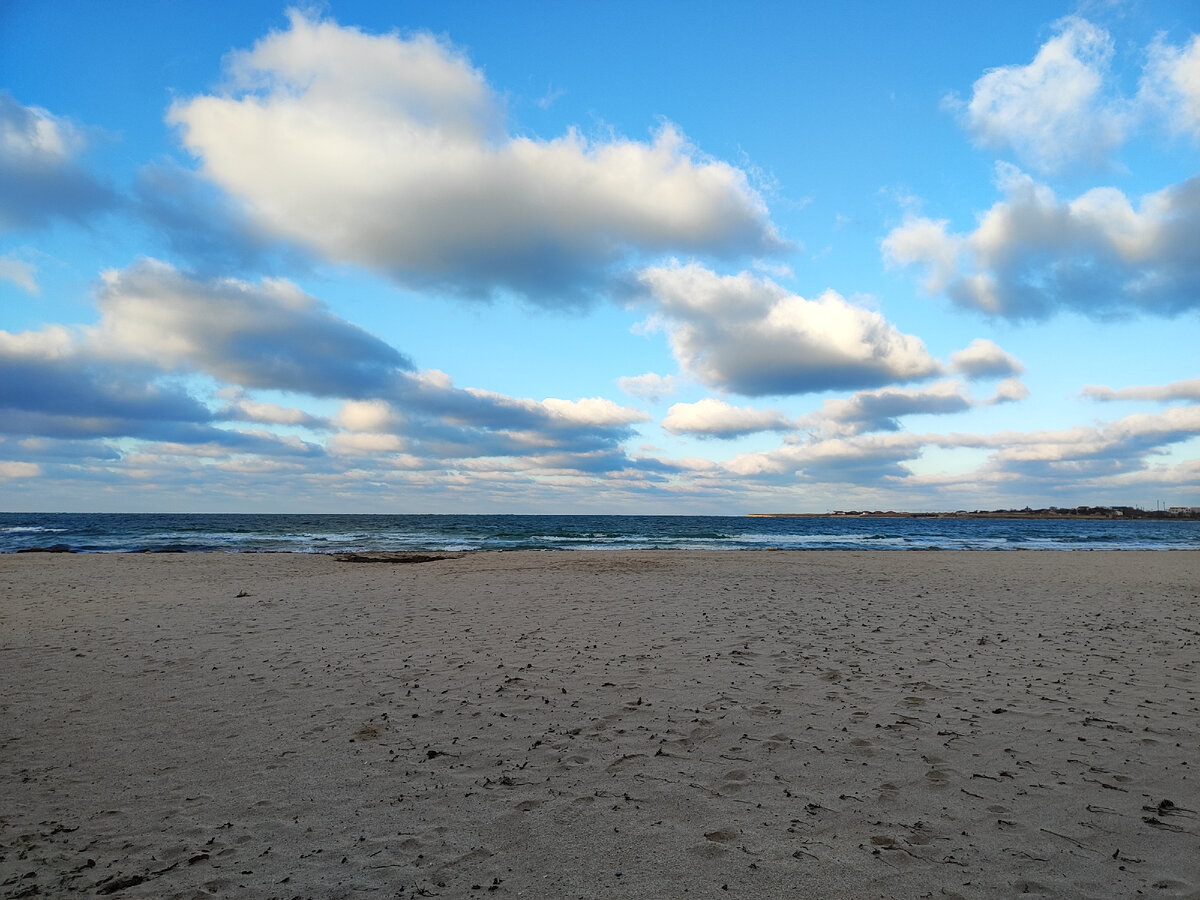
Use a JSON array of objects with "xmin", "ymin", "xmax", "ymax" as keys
[
  {"xmin": 3, "ymin": 551, "xmax": 1198, "ymax": 897},
  {"xmin": 10, "ymin": 540, "xmax": 1200, "ymax": 555}
]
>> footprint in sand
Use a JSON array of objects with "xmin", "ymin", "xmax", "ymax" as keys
[
  {"xmin": 1012, "ymin": 880, "xmax": 1052, "ymax": 895},
  {"xmin": 905, "ymin": 822, "xmax": 934, "ymax": 845},
  {"xmin": 720, "ymin": 770, "xmax": 751, "ymax": 792},
  {"xmin": 354, "ymin": 723, "xmax": 382, "ymax": 740},
  {"xmin": 703, "ymin": 827, "xmax": 740, "ymax": 843}
]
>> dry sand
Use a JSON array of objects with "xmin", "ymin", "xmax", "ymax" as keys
[{"xmin": 1, "ymin": 550, "xmax": 1198, "ymax": 899}]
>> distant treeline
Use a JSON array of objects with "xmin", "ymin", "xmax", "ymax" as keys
[{"xmin": 752, "ymin": 507, "xmax": 1200, "ymax": 520}]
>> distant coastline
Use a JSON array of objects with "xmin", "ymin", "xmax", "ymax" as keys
[{"xmin": 750, "ymin": 506, "xmax": 1200, "ymax": 520}]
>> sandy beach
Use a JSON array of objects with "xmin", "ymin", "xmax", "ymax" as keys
[{"xmin": 1, "ymin": 550, "xmax": 1197, "ymax": 899}]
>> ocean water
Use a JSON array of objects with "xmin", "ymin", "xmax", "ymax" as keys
[{"xmin": 1, "ymin": 512, "xmax": 1198, "ymax": 553}]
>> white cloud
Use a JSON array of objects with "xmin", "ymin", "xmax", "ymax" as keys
[
  {"xmin": 1141, "ymin": 34, "xmax": 1200, "ymax": 138},
  {"xmin": 663, "ymin": 398, "xmax": 791, "ymax": 438},
  {"xmin": 1083, "ymin": 377, "xmax": 1200, "ymax": 403},
  {"xmin": 335, "ymin": 399, "xmax": 403, "ymax": 432},
  {"xmin": 329, "ymin": 378, "xmax": 648, "ymax": 462},
  {"xmin": 724, "ymin": 431, "xmax": 925, "ymax": 481},
  {"xmin": 617, "ymin": 372, "xmax": 677, "ymax": 403},
  {"xmin": 540, "ymin": 397, "xmax": 649, "ymax": 428},
  {"xmin": 329, "ymin": 431, "xmax": 409, "ymax": 455},
  {"xmin": 989, "ymin": 377, "xmax": 1030, "ymax": 405},
  {"xmin": 883, "ymin": 165, "xmax": 1200, "ymax": 319},
  {"xmin": 0, "ymin": 255, "xmax": 38, "ymax": 294},
  {"xmin": 170, "ymin": 10, "xmax": 781, "ymax": 303},
  {"xmin": 950, "ymin": 338, "xmax": 1025, "ymax": 378},
  {"xmin": 802, "ymin": 381, "xmax": 974, "ymax": 436},
  {"xmin": 787, "ymin": 377, "xmax": 1029, "ymax": 441},
  {"xmin": 638, "ymin": 262, "xmax": 940, "ymax": 395},
  {"xmin": 949, "ymin": 17, "xmax": 1126, "ymax": 172},
  {"xmin": 0, "ymin": 460, "xmax": 41, "ymax": 479},
  {"xmin": 0, "ymin": 325, "xmax": 74, "ymax": 359},
  {"xmin": 219, "ymin": 396, "xmax": 327, "ymax": 428}
]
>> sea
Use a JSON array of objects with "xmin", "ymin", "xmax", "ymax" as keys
[{"xmin": 1, "ymin": 512, "xmax": 1198, "ymax": 553}]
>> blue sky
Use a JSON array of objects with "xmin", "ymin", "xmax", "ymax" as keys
[{"xmin": 1, "ymin": 1, "xmax": 1198, "ymax": 513}]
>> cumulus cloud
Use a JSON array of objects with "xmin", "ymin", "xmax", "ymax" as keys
[
  {"xmin": 340, "ymin": 376, "xmax": 649, "ymax": 459},
  {"xmin": 540, "ymin": 397, "xmax": 650, "ymax": 428},
  {"xmin": 1083, "ymin": 377, "xmax": 1200, "ymax": 402},
  {"xmin": 950, "ymin": 338, "xmax": 1025, "ymax": 378},
  {"xmin": 169, "ymin": 10, "xmax": 782, "ymax": 303},
  {"xmin": 794, "ymin": 377, "xmax": 1028, "ymax": 440},
  {"xmin": 803, "ymin": 381, "xmax": 974, "ymax": 436},
  {"xmin": 389, "ymin": 372, "xmax": 646, "ymax": 439},
  {"xmin": 218, "ymin": 394, "xmax": 329, "ymax": 428},
  {"xmin": 663, "ymin": 398, "xmax": 791, "ymax": 438},
  {"xmin": 883, "ymin": 165, "xmax": 1200, "ymax": 319},
  {"xmin": 329, "ymin": 431, "xmax": 409, "ymax": 456},
  {"xmin": 1140, "ymin": 34, "xmax": 1200, "ymax": 138},
  {"xmin": 638, "ymin": 262, "xmax": 940, "ymax": 396},
  {"xmin": 989, "ymin": 377, "xmax": 1031, "ymax": 405},
  {"xmin": 725, "ymin": 431, "xmax": 926, "ymax": 483},
  {"xmin": 91, "ymin": 259, "xmax": 412, "ymax": 396},
  {"xmin": 948, "ymin": 17, "xmax": 1126, "ymax": 172},
  {"xmin": 336, "ymin": 399, "xmax": 404, "ymax": 433},
  {"xmin": 0, "ymin": 92, "xmax": 116, "ymax": 231},
  {"xmin": 303, "ymin": 366, "xmax": 653, "ymax": 474}
]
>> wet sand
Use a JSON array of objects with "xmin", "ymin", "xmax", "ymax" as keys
[{"xmin": 2, "ymin": 550, "xmax": 1198, "ymax": 898}]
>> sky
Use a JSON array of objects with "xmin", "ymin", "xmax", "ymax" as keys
[{"xmin": 1, "ymin": 1, "xmax": 1198, "ymax": 514}]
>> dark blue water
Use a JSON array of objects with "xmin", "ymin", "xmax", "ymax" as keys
[{"xmin": 1, "ymin": 512, "xmax": 1197, "ymax": 553}]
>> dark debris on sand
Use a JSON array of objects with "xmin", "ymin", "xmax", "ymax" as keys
[{"xmin": 335, "ymin": 553, "xmax": 460, "ymax": 565}]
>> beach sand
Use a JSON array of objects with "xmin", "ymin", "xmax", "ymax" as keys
[{"xmin": 1, "ymin": 550, "xmax": 1197, "ymax": 899}]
